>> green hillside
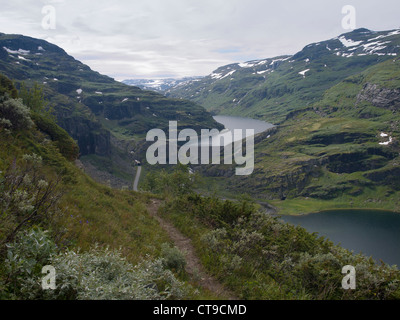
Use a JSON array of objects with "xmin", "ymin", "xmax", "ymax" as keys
[
  {"xmin": 0, "ymin": 33, "xmax": 223, "ymax": 188},
  {"xmin": 195, "ymin": 57, "xmax": 400, "ymax": 214}
]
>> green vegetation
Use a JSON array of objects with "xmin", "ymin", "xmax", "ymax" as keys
[
  {"xmin": 3, "ymin": 229, "xmax": 188, "ymax": 300},
  {"xmin": 141, "ymin": 164, "xmax": 199, "ymax": 198},
  {"xmin": 153, "ymin": 170, "xmax": 400, "ymax": 300},
  {"xmin": 0, "ymin": 75, "xmax": 204, "ymax": 300},
  {"xmin": 161, "ymin": 29, "xmax": 400, "ymax": 215},
  {"xmin": 0, "ymin": 74, "xmax": 18, "ymax": 99}
]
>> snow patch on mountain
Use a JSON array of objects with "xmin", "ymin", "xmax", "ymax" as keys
[
  {"xmin": 299, "ymin": 69, "xmax": 310, "ymax": 78},
  {"xmin": 238, "ymin": 62, "xmax": 256, "ymax": 68},
  {"xmin": 3, "ymin": 47, "xmax": 30, "ymax": 55},
  {"xmin": 338, "ymin": 36, "xmax": 363, "ymax": 48},
  {"xmin": 18, "ymin": 55, "xmax": 30, "ymax": 61},
  {"xmin": 220, "ymin": 70, "xmax": 236, "ymax": 80}
]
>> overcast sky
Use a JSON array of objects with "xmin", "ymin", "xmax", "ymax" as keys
[{"xmin": 0, "ymin": 0, "xmax": 399, "ymax": 80}]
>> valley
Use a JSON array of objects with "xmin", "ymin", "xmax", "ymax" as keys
[
  {"xmin": 123, "ymin": 28, "xmax": 400, "ymax": 215},
  {"xmin": 1, "ymin": 27, "xmax": 400, "ymax": 301}
]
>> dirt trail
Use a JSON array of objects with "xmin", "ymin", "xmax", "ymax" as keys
[{"xmin": 147, "ymin": 199, "xmax": 238, "ymax": 300}]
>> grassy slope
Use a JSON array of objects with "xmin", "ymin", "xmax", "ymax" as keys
[
  {"xmin": 0, "ymin": 119, "xmax": 224, "ymax": 299},
  {"xmin": 0, "ymin": 126, "xmax": 169, "ymax": 264}
]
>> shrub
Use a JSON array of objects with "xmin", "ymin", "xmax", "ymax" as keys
[
  {"xmin": 160, "ymin": 243, "xmax": 186, "ymax": 273},
  {"xmin": 142, "ymin": 164, "xmax": 198, "ymax": 197},
  {"xmin": 1, "ymin": 229, "xmax": 189, "ymax": 300},
  {"xmin": 0, "ymin": 74, "xmax": 18, "ymax": 99},
  {"xmin": 29, "ymin": 246, "xmax": 188, "ymax": 300},
  {"xmin": 0, "ymin": 96, "xmax": 33, "ymax": 131},
  {"xmin": 31, "ymin": 112, "xmax": 79, "ymax": 161},
  {"xmin": 0, "ymin": 153, "xmax": 63, "ymax": 250},
  {"xmin": 0, "ymin": 117, "xmax": 12, "ymax": 134},
  {"xmin": 3, "ymin": 227, "xmax": 57, "ymax": 299}
]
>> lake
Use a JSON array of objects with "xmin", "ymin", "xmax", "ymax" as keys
[
  {"xmin": 281, "ymin": 209, "xmax": 400, "ymax": 267},
  {"xmin": 213, "ymin": 115, "xmax": 274, "ymax": 134},
  {"xmin": 212, "ymin": 115, "xmax": 274, "ymax": 146}
]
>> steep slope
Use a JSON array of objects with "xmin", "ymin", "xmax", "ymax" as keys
[
  {"xmin": 167, "ymin": 28, "xmax": 400, "ymax": 124},
  {"xmin": 0, "ymin": 76, "xmax": 203, "ymax": 300},
  {"xmin": 0, "ymin": 33, "xmax": 222, "ymax": 187},
  {"xmin": 196, "ymin": 57, "xmax": 400, "ymax": 213}
]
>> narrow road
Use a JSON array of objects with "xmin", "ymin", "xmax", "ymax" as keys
[
  {"xmin": 133, "ymin": 166, "xmax": 141, "ymax": 191},
  {"xmin": 147, "ymin": 199, "xmax": 238, "ymax": 300}
]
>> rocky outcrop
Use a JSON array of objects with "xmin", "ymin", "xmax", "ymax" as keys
[
  {"xmin": 309, "ymin": 131, "xmax": 374, "ymax": 145},
  {"xmin": 363, "ymin": 166, "xmax": 400, "ymax": 190},
  {"xmin": 356, "ymin": 83, "xmax": 400, "ymax": 110},
  {"xmin": 325, "ymin": 147, "xmax": 397, "ymax": 174},
  {"xmin": 60, "ymin": 116, "xmax": 111, "ymax": 157}
]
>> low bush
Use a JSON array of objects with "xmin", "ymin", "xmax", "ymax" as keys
[
  {"xmin": 2, "ymin": 228, "xmax": 189, "ymax": 300},
  {"xmin": 0, "ymin": 96, "xmax": 33, "ymax": 131},
  {"xmin": 161, "ymin": 243, "xmax": 186, "ymax": 273}
]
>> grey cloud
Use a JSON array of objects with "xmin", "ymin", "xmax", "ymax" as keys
[{"xmin": 1, "ymin": 0, "xmax": 400, "ymax": 79}]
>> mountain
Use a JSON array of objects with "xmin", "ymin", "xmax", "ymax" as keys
[
  {"xmin": 0, "ymin": 33, "xmax": 222, "ymax": 187},
  {"xmin": 195, "ymin": 53, "xmax": 400, "ymax": 213},
  {"xmin": 166, "ymin": 28, "xmax": 400, "ymax": 124},
  {"xmin": 122, "ymin": 77, "xmax": 203, "ymax": 93}
]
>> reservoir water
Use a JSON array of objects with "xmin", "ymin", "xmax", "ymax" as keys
[
  {"xmin": 281, "ymin": 210, "xmax": 400, "ymax": 267},
  {"xmin": 212, "ymin": 115, "xmax": 274, "ymax": 146},
  {"xmin": 213, "ymin": 115, "xmax": 274, "ymax": 135}
]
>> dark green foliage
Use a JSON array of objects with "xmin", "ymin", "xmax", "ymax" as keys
[
  {"xmin": 31, "ymin": 112, "xmax": 79, "ymax": 161},
  {"xmin": 19, "ymin": 82, "xmax": 49, "ymax": 114},
  {"xmin": 185, "ymin": 194, "xmax": 255, "ymax": 228},
  {"xmin": 142, "ymin": 164, "xmax": 198, "ymax": 197},
  {"xmin": 0, "ymin": 73, "xmax": 18, "ymax": 99}
]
